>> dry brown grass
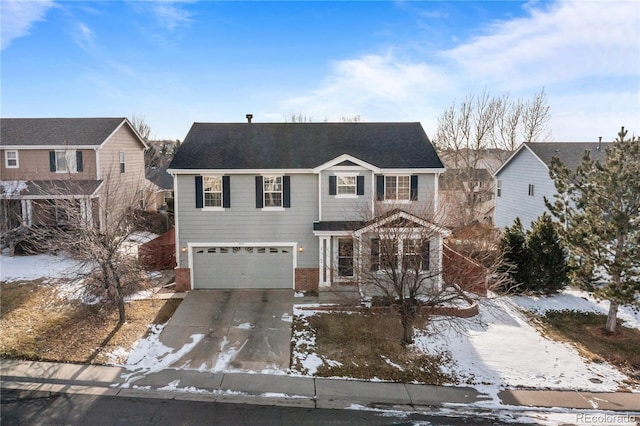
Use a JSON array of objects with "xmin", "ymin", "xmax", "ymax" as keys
[
  {"xmin": 292, "ymin": 312, "xmax": 457, "ymax": 384},
  {"xmin": 0, "ymin": 279, "xmax": 180, "ymax": 365},
  {"xmin": 532, "ymin": 311, "xmax": 640, "ymax": 387}
]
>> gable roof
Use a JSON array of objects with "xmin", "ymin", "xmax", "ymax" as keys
[
  {"xmin": 0, "ymin": 117, "xmax": 147, "ymax": 148},
  {"xmin": 494, "ymin": 142, "xmax": 611, "ymax": 177},
  {"xmin": 169, "ymin": 122, "xmax": 444, "ymax": 170}
]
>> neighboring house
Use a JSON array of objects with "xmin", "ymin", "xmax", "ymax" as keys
[
  {"xmin": 439, "ymin": 168, "xmax": 494, "ymax": 227},
  {"xmin": 0, "ymin": 118, "xmax": 147, "ymax": 232},
  {"xmin": 493, "ymin": 141, "xmax": 610, "ymax": 230},
  {"xmin": 168, "ymin": 121, "xmax": 449, "ymax": 291},
  {"xmin": 145, "ymin": 165, "xmax": 174, "ymax": 212}
]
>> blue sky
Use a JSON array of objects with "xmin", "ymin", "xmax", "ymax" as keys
[{"xmin": 1, "ymin": 1, "xmax": 638, "ymax": 142}]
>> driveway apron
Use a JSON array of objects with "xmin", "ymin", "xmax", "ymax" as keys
[{"xmin": 158, "ymin": 289, "xmax": 294, "ymax": 372}]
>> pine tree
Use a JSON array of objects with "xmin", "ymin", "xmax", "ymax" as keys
[
  {"xmin": 527, "ymin": 213, "xmax": 569, "ymax": 294},
  {"xmin": 499, "ymin": 217, "xmax": 529, "ymax": 292},
  {"xmin": 546, "ymin": 127, "xmax": 640, "ymax": 333}
]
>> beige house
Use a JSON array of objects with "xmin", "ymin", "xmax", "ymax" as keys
[{"xmin": 0, "ymin": 117, "xmax": 147, "ymax": 231}]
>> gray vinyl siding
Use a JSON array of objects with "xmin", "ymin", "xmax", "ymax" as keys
[
  {"xmin": 176, "ymin": 173, "xmax": 319, "ymax": 268},
  {"xmin": 320, "ymin": 169, "xmax": 373, "ymax": 221},
  {"xmin": 494, "ymin": 149, "xmax": 556, "ymax": 230}
]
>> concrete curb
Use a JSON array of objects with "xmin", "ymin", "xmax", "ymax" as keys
[{"xmin": 2, "ymin": 359, "xmax": 639, "ymax": 414}]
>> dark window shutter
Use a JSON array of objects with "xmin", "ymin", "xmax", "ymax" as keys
[
  {"xmin": 195, "ymin": 176, "xmax": 203, "ymax": 208},
  {"xmin": 421, "ymin": 240, "xmax": 430, "ymax": 270},
  {"xmin": 370, "ymin": 238, "xmax": 380, "ymax": 271},
  {"xmin": 255, "ymin": 176, "xmax": 263, "ymax": 208},
  {"xmin": 49, "ymin": 151, "xmax": 56, "ymax": 172},
  {"xmin": 357, "ymin": 175, "xmax": 364, "ymax": 195},
  {"xmin": 283, "ymin": 175, "xmax": 291, "ymax": 208},
  {"xmin": 376, "ymin": 175, "xmax": 384, "ymax": 200},
  {"xmin": 410, "ymin": 175, "xmax": 418, "ymax": 201},
  {"xmin": 329, "ymin": 176, "xmax": 337, "ymax": 195},
  {"xmin": 76, "ymin": 151, "xmax": 83, "ymax": 172},
  {"xmin": 222, "ymin": 176, "xmax": 231, "ymax": 208}
]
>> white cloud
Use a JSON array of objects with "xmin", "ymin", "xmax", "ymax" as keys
[
  {"xmin": 150, "ymin": 1, "xmax": 192, "ymax": 31},
  {"xmin": 277, "ymin": 1, "xmax": 639, "ymax": 140},
  {"xmin": 73, "ymin": 22, "xmax": 94, "ymax": 51},
  {"xmin": 1, "ymin": 0, "xmax": 56, "ymax": 50}
]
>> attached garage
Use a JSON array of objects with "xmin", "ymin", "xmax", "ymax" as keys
[{"xmin": 191, "ymin": 244, "xmax": 295, "ymax": 289}]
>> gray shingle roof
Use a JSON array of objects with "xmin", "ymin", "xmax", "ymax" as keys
[
  {"xmin": 526, "ymin": 142, "xmax": 611, "ymax": 171},
  {"xmin": 1, "ymin": 118, "xmax": 129, "ymax": 146},
  {"xmin": 169, "ymin": 122, "xmax": 443, "ymax": 170},
  {"xmin": 146, "ymin": 166, "xmax": 174, "ymax": 190}
]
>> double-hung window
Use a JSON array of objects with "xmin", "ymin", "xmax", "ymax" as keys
[
  {"xmin": 203, "ymin": 176, "xmax": 223, "ymax": 207},
  {"xmin": 385, "ymin": 176, "xmax": 411, "ymax": 201},
  {"xmin": 55, "ymin": 151, "xmax": 77, "ymax": 173},
  {"xmin": 263, "ymin": 176, "xmax": 283, "ymax": 208},
  {"xmin": 119, "ymin": 151, "xmax": 126, "ymax": 173},
  {"xmin": 5, "ymin": 151, "xmax": 18, "ymax": 168},
  {"xmin": 337, "ymin": 176, "xmax": 357, "ymax": 195}
]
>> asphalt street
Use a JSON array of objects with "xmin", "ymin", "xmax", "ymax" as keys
[{"xmin": 1, "ymin": 389, "xmax": 516, "ymax": 426}]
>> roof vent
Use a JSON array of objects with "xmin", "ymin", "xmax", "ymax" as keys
[{"xmin": 246, "ymin": 114, "xmax": 253, "ymax": 124}]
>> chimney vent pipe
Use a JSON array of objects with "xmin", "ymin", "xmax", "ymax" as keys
[{"xmin": 246, "ymin": 114, "xmax": 253, "ymax": 123}]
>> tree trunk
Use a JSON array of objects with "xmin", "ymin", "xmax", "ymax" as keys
[
  {"xmin": 605, "ymin": 300, "xmax": 618, "ymax": 334},
  {"xmin": 400, "ymin": 300, "xmax": 418, "ymax": 346}
]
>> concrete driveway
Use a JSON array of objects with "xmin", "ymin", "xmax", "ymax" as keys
[{"xmin": 158, "ymin": 289, "xmax": 294, "ymax": 372}]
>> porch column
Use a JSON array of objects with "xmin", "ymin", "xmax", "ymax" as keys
[
  {"xmin": 319, "ymin": 236, "xmax": 331, "ymax": 287},
  {"xmin": 20, "ymin": 200, "xmax": 32, "ymax": 227}
]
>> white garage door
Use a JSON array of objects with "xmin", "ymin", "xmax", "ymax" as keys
[{"xmin": 192, "ymin": 245, "xmax": 294, "ymax": 289}]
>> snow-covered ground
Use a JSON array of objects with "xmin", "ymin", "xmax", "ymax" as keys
[{"xmin": 0, "ymin": 251, "xmax": 80, "ymax": 282}]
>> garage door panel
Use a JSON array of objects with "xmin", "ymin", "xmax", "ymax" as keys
[{"xmin": 193, "ymin": 246, "xmax": 293, "ymax": 289}]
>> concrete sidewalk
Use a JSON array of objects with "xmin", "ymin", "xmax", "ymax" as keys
[{"xmin": 2, "ymin": 359, "xmax": 639, "ymax": 413}]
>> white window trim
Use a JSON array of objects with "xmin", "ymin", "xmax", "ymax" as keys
[
  {"xmin": 202, "ymin": 175, "xmax": 224, "ymax": 209},
  {"xmin": 5, "ymin": 150, "xmax": 19, "ymax": 168},
  {"xmin": 383, "ymin": 175, "xmax": 411, "ymax": 202},
  {"xmin": 334, "ymin": 172, "xmax": 359, "ymax": 198},
  {"xmin": 263, "ymin": 175, "xmax": 283, "ymax": 208},
  {"xmin": 55, "ymin": 150, "xmax": 77, "ymax": 173}
]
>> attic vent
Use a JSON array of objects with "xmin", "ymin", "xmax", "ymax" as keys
[{"xmin": 246, "ymin": 114, "xmax": 253, "ymax": 124}]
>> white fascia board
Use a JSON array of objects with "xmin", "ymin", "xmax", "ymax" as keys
[
  {"xmin": 187, "ymin": 242, "xmax": 298, "ymax": 248},
  {"xmin": 379, "ymin": 168, "xmax": 446, "ymax": 174},
  {"xmin": 493, "ymin": 143, "xmax": 547, "ymax": 177},
  {"xmin": 353, "ymin": 210, "xmax": 451, "ymax": 237},
  {"xmin": 167, "ymin": 168, "xmax": 313, "ymax": 175},
  {"xmin": 99, "ymin": 119, "xmax": 149, "ymax": 150},
  {"xmin": 1, "ymin": 145, "xmax": 99, "ymax": 150},
  {"xmin": 312, "ymin": 154, "xmax": 381, "ymax": 174},
  {"xmin": 312, "ymin": 230, "xmax": 353, "ymax": 237}
]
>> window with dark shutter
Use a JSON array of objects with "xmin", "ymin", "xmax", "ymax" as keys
[
  {"xmin": 49, "ymin": 151, "xmax": 56, "ymax": 172},
  {"xmin": 410, "ymin": 175, "xmax": 418, "ymax": 200},
  {"xmin": 283, "ymin": 175, "xmax": 291, "ymax": 208},
  {"xmin": 376, "ymin": 175, "xmax": 384, "ymax": 201},
  {"xmin": 222, "ymin": 176, "xmax": 231, "ymax": 208},
  {"xmin": 329, "ymin": 175, "xmax": 337, "ymax": 195},
  {"xmin": 76, "ymin": 151, "xmax": 83, "ymax": 172},
  {"xmin": 195, "ymin": 176, "xmax": 203, "ymax": 208},
  {"xmin": 255, "ymin": 176, "xmax": 264, "ymax": 208}
]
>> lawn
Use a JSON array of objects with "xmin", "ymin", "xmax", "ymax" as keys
[
  {"xmin": 291, "ymin": 311, "xmax": 456, "ymax": 384},
  {"xmin": 0, "ymin": 279, "xmax": 180, "ymax": 365},
  {"xmin": 534, "ymin": 311, "xmax": 640, "ymax": 385}
]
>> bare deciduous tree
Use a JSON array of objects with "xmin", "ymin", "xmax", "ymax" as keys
[
  {"xmin": 351, "ymin": 202, "xmax": 471, "ymax": 346},
  {"xmin": 435, "ymin": 88, "xmax": 551, "ymax": 228},
  {"xmin": 31, "ymin": 173, "xmax": 147, "ymax": 325}
]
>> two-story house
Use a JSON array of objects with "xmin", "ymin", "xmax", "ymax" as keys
[
  {"xmin": 0, "ymin": 118, "xmax": 147, "ymax": 232},
  {"xmin": 493, "ymin": 141, "xmax": 609, "ymax": 230},
  {"xmin": 168, "ymin": 121, "xmax": 449, "ymax": 291}
]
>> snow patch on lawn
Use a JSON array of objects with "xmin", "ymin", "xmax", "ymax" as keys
[
  {"xmin": 414, "ymin": 298, "xmax": 629, "ymax": 392},
  {"xmin": 512, "ymin": 288, "xmax": 640, "ymax": 329},
  {"xmin": 1, "ymin": 253, "xmax": 80, "ymax": 282}
]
